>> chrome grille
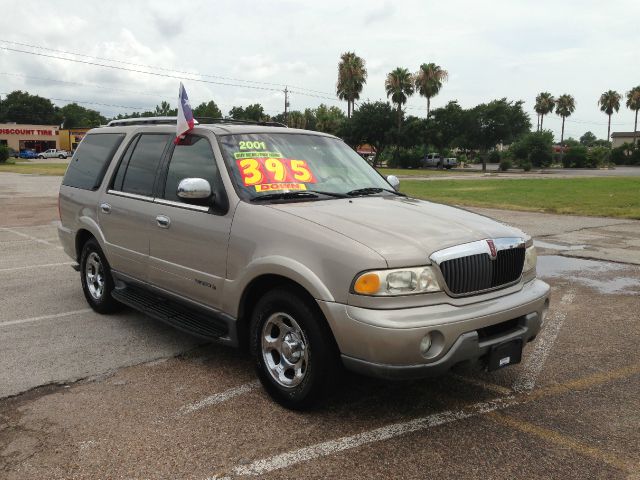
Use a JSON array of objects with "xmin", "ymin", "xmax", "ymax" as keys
[
  {"xmin": 431, "ymin": 238, "xmax": 526, "ymax": 296},
  {"xmin": 439, "ymin": 248, "xmax": 525, "ymax": 295}
]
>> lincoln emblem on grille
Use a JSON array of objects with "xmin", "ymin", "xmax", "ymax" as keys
[{"xmin": 486, "ymin": 239, "xmax": 497, "ymax": 259}]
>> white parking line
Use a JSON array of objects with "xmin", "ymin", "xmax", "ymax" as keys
[
  {"xmin": 0, "ymin": 309, "xmax": 92, "ymax": 327},
  {"xmin": 512, "ymin": 290, "xmax": 575, "ymax": 393},
  {"xmin": 0, "ymin": 261, "xmax": 74, "ymax": 273},
  {"xmin": 207, "ymin": 395, "xmax": 519, "ymax": 479},
  {"xmin": 179, "ymin": 381, "xmax": 261, "ymax": 416},
  {"xmin": 0, "ymin": 227, "xmax": 63, "ymax": 249}
]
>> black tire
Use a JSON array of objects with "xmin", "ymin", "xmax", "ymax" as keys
[
  {"xmin": 79, "ymin": 238, "xmax": 121, "ymax": 314},
  {"xmin": 58, "ymin": 154, "xmax": 66, "ymax": 159},
  {"xmin": 249, "ymin": 288, "xmax": 340, "ymax": 410}
]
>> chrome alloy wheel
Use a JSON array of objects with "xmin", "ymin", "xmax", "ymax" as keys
[
  {"xmin": 85, "ymin": 252, "xmax": 105, "ymax": 300},
  {"xmin": 261, "ymin": 312, "xmax": 309, "ymax": 388}
]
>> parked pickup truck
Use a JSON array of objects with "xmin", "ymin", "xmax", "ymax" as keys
[
  {"xmin": 421, "ymin": 153, "xmax": 457, "ymax": 169},
  {"xmin": 37, "ymin": 149, "xmax": 69, "ymax": 159}
]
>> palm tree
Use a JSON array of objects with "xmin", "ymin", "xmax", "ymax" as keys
[
  {"xmin": 626, "ymin": 86, "xmax": 640, "ymax": 146},
  {"xmin": 385, "ymin": 67, "xmax": 414, "ymax": 129},
  {"xmin": 336, "ymin": 52, "xmax": 367, "ymax": 118},
  {"xmin": 535, "ymin": 92, "xmax": 555, "ymax": 131},
  {"xmin": 555, "ymin": 94, "xmax": 576, "ymax": 148},
  {"xmin": 598, "ymin": 90, "xmax": 622, "ymax": 144},
  {"xmin": 414, "ymin": 63, "xmax": 448, "ymax": 118}
]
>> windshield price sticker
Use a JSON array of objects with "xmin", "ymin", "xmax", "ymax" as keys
[
  {"xmin": 256, "ymin": 183, "xmax": 307, "ymax": 192},
  {"xmin": 237, "ymin": 158, "xmax": 317, "ymax": 190},
  {"xmin": 234, "ymin": 151, "xmax": 283, "ymax": 159}
]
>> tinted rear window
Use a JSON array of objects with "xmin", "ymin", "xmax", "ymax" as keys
[
  {"xmin": 62, "ymin": 133, "xmax": 125, "ymax": 190},
  {"xmin": 120, "ymin": 134, "xmax": 170, "ymax": 196}
]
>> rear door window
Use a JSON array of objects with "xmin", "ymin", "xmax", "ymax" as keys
[
  {"xmin": 118, "ymin": 134, "xmax": 170, "ymax": 197},
  {"xmin": 62, "ymin": 133, "xmax": 125, "ymax": 190}
]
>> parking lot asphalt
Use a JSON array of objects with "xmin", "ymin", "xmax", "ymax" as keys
[{"xmin": 1, "ymin": 173, "xmax": 639, "ymax": 479}]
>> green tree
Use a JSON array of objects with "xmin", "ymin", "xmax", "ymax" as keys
[
  {"xmin": 414, "ymin": 62, "xmax": 448, "ymax": 118},
  {"xmin": 534, "ymin": 92, "xmax": 555, "ymax": 131},
  {"xmin": 193, "ymin": 100, "xmax": 222, "ymax": 119},
  {"xmin": 336, "ymin": 52, "xmax": 367, "ymax": 118},
  {"xmin": 580, "ymin": 131, "xmax": 597, "ymax": 146},
  {"xmin": 58, "ymin": 103, "xmax": 106, "ymax": 128},
  {"xmin": 427, "ymin": 101, "xmax": 465, "ymax": 149},
  {"xmin": 385, "ymin": 67, "xmax": 414, "ymax": 129},
  {"xmin": 555, "ymin": 94, "xmax": 576, "ymax": 149},
  {"xmin": 314, "ymin": 104, "xmax": 345, "ymax": 136},
  {"xmin": 465, "ymin": 98, "xmax": 531, "ymax": 171},
  {"xmin": 286, "ymin": 111, "xmax": 307, "ymax": 129},
  {"xmin": 229, "ymin": 104, "xmax": 266, "ymax": 122},
  {"xmin": 342, "ymin": 101, "xmax": 395, "ymax": 166},
  {"xmin": 0, "ymin": 145, "xmax": 9, "ymax": 163},
  {"xmin": 0, "ymin": 90, "xmax": 61, "ymax": 124},
  {"xmin": 154, "ymin": 101, "xmax": 176, "ymax": 116},
  {"xmin": 598, "ymin": 90, "xmax": 622, "ymax": 143},
  {"xmin": 626, "ymin": 86, "xmax": 640, "ymax": 146}
]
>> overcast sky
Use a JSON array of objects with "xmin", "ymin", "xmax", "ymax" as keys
[{"xmin": 1, "ymin": 0, "xmax": 639, "ymax": 140}]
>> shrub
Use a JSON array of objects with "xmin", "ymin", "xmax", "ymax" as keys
[
  {"xmin": 0, "ymin": 145, "xmax": 10, "ymax": 164},
  {"xmin": 488, "ymin": 151, "xmax": 501, "ymax": 163},
  {"xmin": 529, "ymin": 148, "xmax": 552, "ymax": 168},
  {"xmin": 522, "ymin": 161, "xmax": 532, "ymax": 172},
  {"xmin": 631, "ymin": 148, "xmax": 640, "ymax": 166},
  {"xmin": 510, "ymin": 131, "xmax": 554, "ymax": 167},
  {"xmin": 562, "ymin": 146, "xmax": 588, "ymax": 168},
  {"xmin": 499, "ymin": 159, "xmax": 512, "ymax": 171},
  {"xmin": 610, "ymin": 146, "xmax": 628, "ymax": 165},
  {"xmin": 587, "ymin": 146, "xmax": 609, "ymax": 168}
]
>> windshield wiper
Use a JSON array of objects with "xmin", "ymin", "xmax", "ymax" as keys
[
  {"xmin": 306, "ymin": 189, "xmax": 348, "ymax": 198},
  {"xmin": 251, "ymin": 191, "xmax": 319, "ymax": 202},
  {"xmin": 346, "ymin": 187, "xmax": 406, "ymax": 197}
]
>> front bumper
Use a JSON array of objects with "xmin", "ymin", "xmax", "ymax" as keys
[{"xmin": 318, "ymin": 279, "xmax": 550, "ymax": 380}]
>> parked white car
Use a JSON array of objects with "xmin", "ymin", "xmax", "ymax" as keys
[{"xmin": 37, "ymin": 149, "xmax": 69, "ymax": 159}]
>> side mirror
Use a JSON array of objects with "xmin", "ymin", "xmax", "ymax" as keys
[
  {"xmin": 177, "ymin": 178, "xmax": 212, "ymax": 200},
  {"xmin": 387, "ymin": 175, "xmax": 400, "ymax": 191}
]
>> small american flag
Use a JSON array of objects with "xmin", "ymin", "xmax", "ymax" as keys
[{"xmin": 175, "ymin": 82, "xmax": 194, "ymax": 144}]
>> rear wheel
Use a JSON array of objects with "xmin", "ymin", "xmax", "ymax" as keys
[
  {"xmin": 250, "ymin": 288, "xmax": 339, "ymax": 410},
  {"xmin": 80, "ymin": 238, "xmax": 120, "ymax": 314},
  {"xmin": 58, "ymin": 154, "xmax": 66, "ymax": 159}
]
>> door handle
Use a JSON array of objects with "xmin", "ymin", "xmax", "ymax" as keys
[
  {"xmin": 156, "ymin": 215, "xmax": 171, "ymax": 228},
  {"xmin": 100, "ymin": 203, "xmax": 111, "ymax": 214}
]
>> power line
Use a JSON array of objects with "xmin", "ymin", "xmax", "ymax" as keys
[{"xmin": 0, "ymin": 39, "xmax": 335, "ymax": 97}]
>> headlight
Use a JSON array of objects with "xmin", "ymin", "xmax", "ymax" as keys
[
  {"xmin": 352, "ymin": 266, "xmax": 442, "ymax": 296},
  {"xmin": 523, "ymin": 245, "xmax": 537, "ymax": 272}
]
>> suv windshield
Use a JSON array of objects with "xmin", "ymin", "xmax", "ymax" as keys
[{"xmin": 218, "ymin": 133, "xmax": 393, "ymax": 201}]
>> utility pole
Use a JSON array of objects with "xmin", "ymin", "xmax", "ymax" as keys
[{"xmin": 284, "ymin": 86, "xmax": 290, "ymax": 125}]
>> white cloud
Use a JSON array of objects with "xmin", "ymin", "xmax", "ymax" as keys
[{"xmin": 1, "ymin": 0, "xmax": 639, "ymax": 138}]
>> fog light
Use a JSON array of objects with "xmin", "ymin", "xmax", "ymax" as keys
[{"xmin": 419, "ymin": 334, "xmax": 432, "ymax": 356}]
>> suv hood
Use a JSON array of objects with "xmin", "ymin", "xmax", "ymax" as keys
[{"xmin": 269, "ymin": 196, "xmax": 526, "ymax": 267}]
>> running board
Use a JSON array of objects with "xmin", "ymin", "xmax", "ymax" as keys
[{"xmin": 112, "ymin": 284, "xmax": 229, "ymax": 341}]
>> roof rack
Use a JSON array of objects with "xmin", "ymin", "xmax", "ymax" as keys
[
  {"xmin": 194, "ymin": 117, "xmax": 287, "ymax": 128},
  {"xmin": 106, "ymin": 116, "xmax": 200, "ymax": 127}
]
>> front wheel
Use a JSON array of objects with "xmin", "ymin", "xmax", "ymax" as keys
[
  {"xmin": 250, "ymin": 288, "xmax": 340, "ymax": 410},
  {"xmin": 80, "ymin": 238, "xmax": 120, "ymax": 314},
  {"xmin": 37, "ymin": 155, "xmax": 44, "ymax": 159}
]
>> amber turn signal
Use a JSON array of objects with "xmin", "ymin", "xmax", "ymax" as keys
[{"xmin": 353, "ymin": 272, "xmax": 381, "ymax": 295}]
